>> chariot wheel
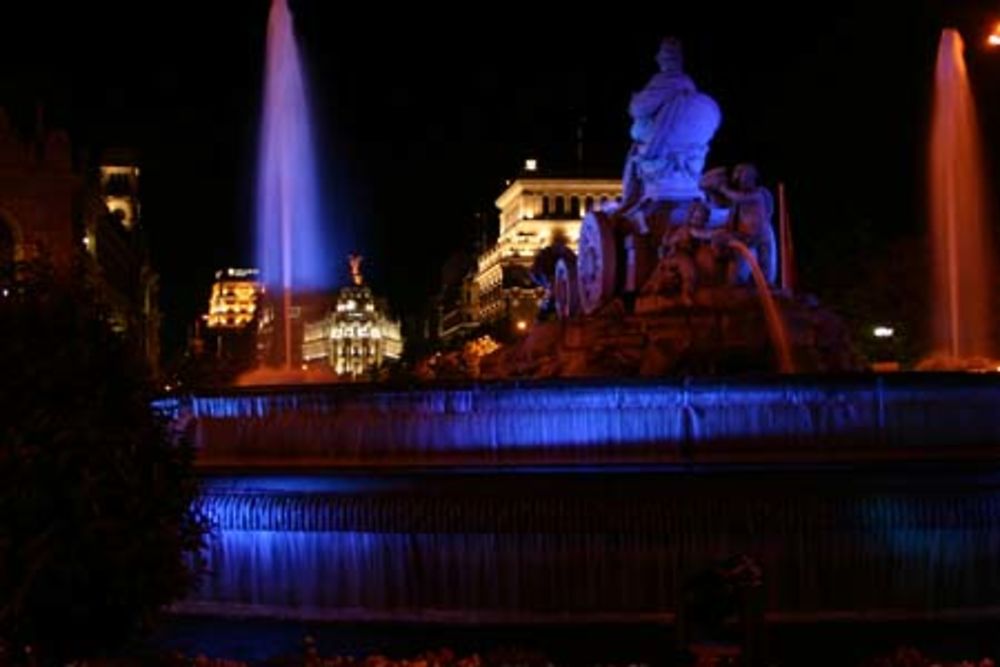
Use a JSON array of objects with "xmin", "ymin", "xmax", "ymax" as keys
[{"xmin": 577, "ymin": 211, "xmax": 618, "ymax": 314}]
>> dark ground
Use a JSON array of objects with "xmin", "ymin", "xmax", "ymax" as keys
[{"xmin": 154, "ymin": 615, "xmax": 1000, "ymax": 666}]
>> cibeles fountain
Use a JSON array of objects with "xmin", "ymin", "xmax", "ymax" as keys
[
  {"xmin": 483, "ymin": 37, "xmax": 855, "ymax": 379},
  {"xmin": 162, "ymin": 12, "xmax": 1000, "ymax": 646}
]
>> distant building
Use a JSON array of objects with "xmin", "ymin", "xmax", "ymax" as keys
[
  {"xmin": 99, "ymin": 161, "xmax": 140, "ymax": 231},
  {"xmin": 302, "ymin": 257, "xmax": 403, "ymax": 378},
  {"xmin": 434, "ymin": 249, "xmax": 480, "ymax": 342},
  {"xmin": 198, "ymin": 267, "xmax": 263, "ymax": 363},
  {"xmin": 204, "ymin": 268, "xmax": 262, "ymax": 330},
  {"xmin": 437, "ymin": 162, "xmax": 620, "ymax": 341},
  {"xmin": 0, "ymin": 111, "xmax": 160, "ymax": 371}
]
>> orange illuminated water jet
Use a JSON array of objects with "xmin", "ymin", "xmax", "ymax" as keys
[
  {"xmin": 927, "ymin": 29, "xmax": 993, "ymax": 364},
  {"xmin": 729, "ymin": 240, "xmax": 795, "ymax": 374}
]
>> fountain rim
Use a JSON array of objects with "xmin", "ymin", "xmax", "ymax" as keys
[{"xmin": 157, "ymin": 370, "xmax": 1000, "ymax": 402}]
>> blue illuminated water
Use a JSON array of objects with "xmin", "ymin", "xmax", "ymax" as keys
[
  {"xmin": 256, "ymin": 0, "xmax": 329, "ymax": 292},
  {"xmin": 156, "ymin": 375, "xmax": 1000, "ymax": 466},
  {"xmin": 164, "ymin": 376, "xmax": 1000, "ymax": 626},
  {"xmin": 181, "ymin": 466, "xmax": 1000, "ymax": 622}
]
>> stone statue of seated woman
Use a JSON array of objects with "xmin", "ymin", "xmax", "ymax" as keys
[{"xmin": 620, "ymin": 38, "xmax": 721, "ymax": 216}]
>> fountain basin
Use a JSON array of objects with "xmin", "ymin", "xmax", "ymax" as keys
[
  {"xmin": 166, "ymin": 375, "xmax": 1000, "ymax": 623},
  {"xmin": 159, "ymin": 374, "xmax": 1000, "ymax": 468}
]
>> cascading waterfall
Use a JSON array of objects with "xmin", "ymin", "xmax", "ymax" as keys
[
  {"xmin": 184, "ymin": 473, "xmax": 1000, "ymax": 620},
  {"xmin": 157, "ymin": 377, "xmax": 1000, "ymax": 465}
]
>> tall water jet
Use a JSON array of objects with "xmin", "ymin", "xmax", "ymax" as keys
[
  {"xmin": 928, "ymin": 29, "xmax": 993, "ymax": 363},
  {"xmin": 256, "ymin": 0, "xmax": 329, "ymax": 369}
]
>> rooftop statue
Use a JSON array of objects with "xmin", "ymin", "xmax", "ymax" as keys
[{"xmin": 348, "ymin": 253, "xmax": 364, "ymax": 286}]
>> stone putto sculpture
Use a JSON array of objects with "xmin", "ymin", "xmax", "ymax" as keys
[{"xmin": 701, "ymin": 164, "xmax": 778, "ymax": 285}]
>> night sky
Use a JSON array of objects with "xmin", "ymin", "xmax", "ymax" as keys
[{"xmin": 1, "ymin": 1, "xmax": 999, "ymax": 359}]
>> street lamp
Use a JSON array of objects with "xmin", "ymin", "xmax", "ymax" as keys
[
  {"xmin": 873, "ymin": 326, "xmax": 895, "ymax": 339},
  {"xmin": 988, "ymin": 22, "xmax": 1000, "ymax": 46},
  {"xmin": 870, "ymin": 325, "xmax": 899, "ymax": 372}
]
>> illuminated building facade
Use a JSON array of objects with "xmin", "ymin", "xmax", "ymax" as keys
[
  {"xmin": 99, "ymin": 162, "xmax": 140, "ymax": 230},
  {"xmin": 302, "ymin": 261, "xmax": 403, "ymax": 378},
  {"xmin": 0, "ymin": 114, "xmax": 160, "ymax": 370},
  {"xmin": 196, "ymin": 267, "xmax": 263, "ymax": 365},
  {"xmin": 471, "ymin": 165, "xmax": 620, "ymax": 335},
  {"xmin": 204, "ymin": 268, "xmax": 262, "ymax": 329}
]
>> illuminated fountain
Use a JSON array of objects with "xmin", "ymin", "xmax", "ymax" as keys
[
  {"xmin": 169, "ymin": 33, "xmax": 1000, "ymax": 632},
  {"xmin": 480, "ymin": 39, "xmax": 853, "ymax": 378},
  {"xmin": 239, "ymin": 0, "xmax": 335, "ymax": 384},
  {"xmin": 167, "ymin": 376, "xmax": 1000, "ymax": 621},
  {"xmin": 921, "ymin": 28, "xmax": 995, "ymax": 369}
]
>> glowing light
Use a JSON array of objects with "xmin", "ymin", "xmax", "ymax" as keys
[
  {"xmin": 989, "ymin": 22, "xmax": 1000, "ymax": 46},
  {"xmin": 525, "ymin": 159, "xmax": 538, "ymax": 171},
  {"xmin": 515, "ymin": 320, "xmax": 528, "ymax": 332},
  {"xmin": 464, "ymin": 335, "xmax": 500, "ymax": 360},
  {"xmin": 205, "ymin": 272, "xmax": 262, "ymax": 329},
  {"xmin": 873, "ymin": 326, "xmax": 895, "ymax": 339},
  {"xmin": 105, "ymin": 196, "xmax": 135, "ymax": 229},
  {"xmin": 224, "ymin": 267, "xmax": 260, "ymax": 279}
]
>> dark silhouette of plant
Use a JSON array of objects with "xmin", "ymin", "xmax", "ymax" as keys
[{"xmin": 0, "ymin": 262, "xmax": 205, "ymax": 665}]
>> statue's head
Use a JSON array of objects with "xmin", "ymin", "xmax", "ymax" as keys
[
  {"xmin": 733, "ymin": 163, "xmax": 759, "ymax": 190},
  {"xmin": 686, "ymin": 200, "xmax": 710, "ymax": 228},
  {"xmin": 656, "ymin": 38, "xmax": 684, "ymax": 74}
]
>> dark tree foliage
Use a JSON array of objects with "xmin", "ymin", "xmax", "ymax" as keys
[{"xmin": 0, "ymin": 263, "xmax": 205, "ymax": 665}]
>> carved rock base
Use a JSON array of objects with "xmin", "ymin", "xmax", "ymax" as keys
[{"xmin": 479, "ymin": 291, "xmax": 862, "ymax": 379}]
